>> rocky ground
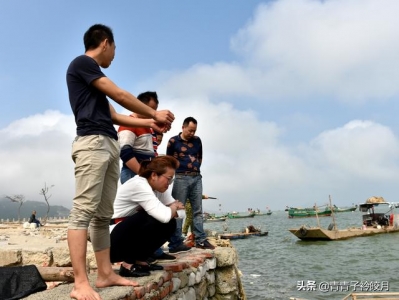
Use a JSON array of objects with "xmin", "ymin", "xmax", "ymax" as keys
[
  {"xmin": 0, "ymin": 222, "xmax": 241, "ymax": 300},
  {"xmin": 0, "ymin": 222, "xmax": 70, "ymax": 252}
]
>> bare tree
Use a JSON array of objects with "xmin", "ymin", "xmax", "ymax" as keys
[
  {"xmin": 39, "ymin": 183, "xmax": 54, "ymax": 225},
  {"xmin": 5, "ymin": 194, "xmax": 25, "ymax": 223}
]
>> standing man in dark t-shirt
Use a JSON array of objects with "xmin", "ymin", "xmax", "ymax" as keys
[{"xmin": 66, "ymin": 24, "xmax": 174, "ymax": 300}]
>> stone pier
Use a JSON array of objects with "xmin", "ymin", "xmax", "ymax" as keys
[{"xmin": 0, "ymin": 223, "xmax": 246, "ymax": 300}]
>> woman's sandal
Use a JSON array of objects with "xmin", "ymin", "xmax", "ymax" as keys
[
  {"xmin": 119, "ymin": 264, "xmax": 151, "ymax": 277},
  {"xmin": 136, "ymin": 261, "xmax": 164, "ymax": 271}
]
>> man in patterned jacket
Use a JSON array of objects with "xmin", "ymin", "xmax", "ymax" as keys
[{"xmin": 166, "ymin": 117, "xmax": 215, "ymax": 253}]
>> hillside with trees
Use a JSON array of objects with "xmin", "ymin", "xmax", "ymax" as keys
[{"xmin": 0, "ymin": 199, "xmax": 70, "ymax": 220}]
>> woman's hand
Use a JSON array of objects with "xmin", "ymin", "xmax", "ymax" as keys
[
  {"xmin": 169, "ymin": 201, "xmax": 184, "ymax": 218},
  {"xmin": 174, "ymin": 200, "xmax": 185, "ymax": 210}
]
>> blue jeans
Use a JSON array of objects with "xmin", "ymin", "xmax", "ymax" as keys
[
  {"xmin": 31, "ymin": 219, "xmax": 41, "ymax": 227},
  {"xmin": 153, "ymin": 247, "xmax": 164, "ymax": 257},
  {"xmin": 120, "ymin": 166, "xmax": 136, "ymax": 184},
  {"xmin": 168, "ymin": 174, "xmax": 205, "ymax": 249}
]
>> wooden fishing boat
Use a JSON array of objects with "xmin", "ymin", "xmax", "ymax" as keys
[
  {"xmin": 254, "ymin": 210, "xmax": 272, "ymax": 216},
  {"xmin": 219, "ymin": 231, "xmax": 268, "ymax": 240},
  {"xmin": 227, "ymin": 211, "xmax": 256, "ymax": 219},
  {"xmin": 203, "ymin": 212, "xmax": 227, "ymax": 223},
  {"xmin": 332, "ymin": 204, "xmax": 358, "ymax": 213},
  {"xmin": 204, "ymin": 216, "xmax": 227, "ymax": 223},
  {"xmin": 289, "ymin": 201, "xmax": 399, "ymax": 241},
  {"xmin": 288, "ymin": 207, "xmax": 332, "ymax": 218}
]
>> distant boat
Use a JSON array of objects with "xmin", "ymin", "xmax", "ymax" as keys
[
  {"xmin": 332, "ymin": 204, "xmax": 358, "ymax": 213},
  {"xmin": 204, "ymin": 216, "xmax": 227, "ymax": 223},
  {"xmin": 220, "ymin": 231, "xmax": 268, "ymax": 240},
  {"xmin": 254, "ymin": 209, "xmax": 272, "ymax": 216},
  {"xmin": 220, "ymin": 225, "xmax": 268, "ymax": 239},
  {"xmin": 203, "ymin": 212, "xmax": 227, "ymax": 222},
  {"xmin": 288, "ymin": 207, "xmax": 332, "ymax": 218},
  {"xmin": 227, "ymin": 211, "xmax": 256, "ymax": 219},
  {"xmin": 289, "ymin": 201, "xmax": 399, "ymax": 241}
]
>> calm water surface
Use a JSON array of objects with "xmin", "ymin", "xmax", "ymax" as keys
[{"xmin": 204, "ymin": 211, "xmax": 399, "ymax": 300}]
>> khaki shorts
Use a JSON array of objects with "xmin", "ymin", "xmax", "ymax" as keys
[{"xmin": 68, "ymin": 135, "xmax": 120, "ymax": 251}]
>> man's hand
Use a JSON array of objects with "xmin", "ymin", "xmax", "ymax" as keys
[
  {"xmin": 154, "ymin": 110, "xmax": 175, "ymax": 124},
  {"xmin": 150, "ymin": 121, "xmax": 171, "ymax": 133}
]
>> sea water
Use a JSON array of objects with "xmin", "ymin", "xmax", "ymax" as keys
[{"xmin": 204, "ymin": 211, "xmax": 399, "ymax": 300}]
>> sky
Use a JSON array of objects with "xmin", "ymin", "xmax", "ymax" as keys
[{"xmin": 1, "ymin": 0, "xmax": 399, "ymax": 213}]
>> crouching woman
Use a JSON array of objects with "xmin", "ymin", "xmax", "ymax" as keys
[{"xmin": 110, "ymin": 155, "xmax": 184, "ymax": 277}]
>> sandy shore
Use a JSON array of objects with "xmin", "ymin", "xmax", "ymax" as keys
[{"xmin": 0, "ymin": 222, "xmax": 69, "ymax": 251}]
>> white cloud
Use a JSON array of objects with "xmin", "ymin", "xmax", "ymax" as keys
[
  {"xmin": 160, "ymin": 0, "xmax": 399, "ymax": 103},
  {"xmin": 2, "ymin": 99, "xmax": 398, "ymax": 212},
  {"xmin": 0, "ymin": 110, "xmax": 76, "ymax": 206},
  {"xmin": 3, "ymin": 0, "xmax": 399, "ymax": 213},
  {"xmin": 304, "ymin": 120, "xmax": 399, "ymax": 179}
]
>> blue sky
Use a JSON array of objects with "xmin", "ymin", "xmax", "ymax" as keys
[
  {"xmin": 0, "ymin": 1, "xmax": 264, "ymax": 127},
  {"xmin": 2, "ymin": 0, "xmax": 399, "ymax": 212}
]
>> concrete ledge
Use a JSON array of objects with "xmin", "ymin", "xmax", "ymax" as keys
[
  {"xmin": 0, "ymin": 224, "xmax": 246, "ymax": 299},
  {"xmin": 21, "ymin": 246, "xmax": 245, "ymax": 300}
]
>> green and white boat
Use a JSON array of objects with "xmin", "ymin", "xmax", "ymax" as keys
[
  {"xmin": 227, "ymin": 211, "xmax": 256, "ymax": 219},
  {"xmin": 288, "ymin": 207, "xmax": 332, "ymax": 218}
]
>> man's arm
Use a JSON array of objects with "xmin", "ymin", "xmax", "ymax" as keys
[
  {"xmin": 93, "ymin": 76, "xmax": 174, "ymax": 124},
  {"xmin": 109, "ymin": 104, "xmax": 169, "ymax": 133},
  {"xmin": 198, "ymin": 139, "xmax": 203, "ymax": 164},
  {"xmin": 125, "ymin": 158, "xmax": 141, "ymax": 175},
  {"xmin": 166, "ymin": 138, "xmax": 174, "ymax": 156}
]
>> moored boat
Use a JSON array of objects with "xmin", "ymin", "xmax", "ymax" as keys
[
  {"xmin": 254, "ymin": 209, "xmax": 272, "ymax": 216},
  {"xmin": 288, "ymin": 207, "xmax": 332, "ymax": 218},
  {"xmin": 220, "ymin": 225, "xmax": 268, "ymax": 239},
  {"xmin": 332, "ymin": 204, "xmax": 358, "ymax": 213},
  {"xmin": 203, "ymin": 212, "xmax": 227, "ymax": 222},
  {"xmin": 227, "ymin": 211, "xmax": 256, "ymax": 219},
  {"xmin": 204, "ymin": 216, "xmax": 227, "ymax": 223},
  {"xmin": 289, "ymin": 200, "xmax": 399, "ymax": 241},
  {"xmin": 219, "ymin": 231, "xmax": 268, "ymax": 240}
]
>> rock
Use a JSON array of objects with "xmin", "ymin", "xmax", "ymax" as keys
[{"xmin": 23, "ymin": 222, "xmax": 30, "ymax": 229}]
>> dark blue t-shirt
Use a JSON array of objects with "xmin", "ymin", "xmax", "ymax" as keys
[{"xmin": 66, "ymin": 55, "xmax": 117, "ymax": 140}]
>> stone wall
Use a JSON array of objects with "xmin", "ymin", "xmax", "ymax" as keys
[{"xmin": 0, "ymin": 226, "xmax": 246, "ymax": 300}]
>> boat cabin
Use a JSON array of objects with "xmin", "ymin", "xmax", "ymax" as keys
[{"xmin": 359, "ymin": 202, "xmax": 394, "ymax": 227}]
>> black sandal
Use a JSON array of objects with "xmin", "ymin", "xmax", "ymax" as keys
[
  {"xmin": 148, "ymin": 263, "xmax": 164, "ymax": 271},
  {"xmin": 136, "ymin": 261, "xmax": 164, "ymax": 271},
  {"xmin": 119, "ymin": 264, "xmax": 150, "ymax": 277}
]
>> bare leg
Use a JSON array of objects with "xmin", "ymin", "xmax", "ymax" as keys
[
  {"xmin": 68, "ymin": 229, "xmax": 101, "ymax": 300},
  {"xmin": 94, "ymin": 248, "xmax": 139, "ymax": 288}
]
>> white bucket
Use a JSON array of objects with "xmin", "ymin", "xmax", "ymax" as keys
[{"xmin": 362, "ymin": 225, "xmax": 367, "ymax": 230}]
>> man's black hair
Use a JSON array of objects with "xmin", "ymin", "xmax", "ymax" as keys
[
  {"xmin": 84, "ymin": 24, "xmax": 114, "ymax": 52},
  {"xmin": 137, "ymin": 91, "xmax": 159, "ymax": 105},
  {"xmin": 183, "ymin": 117, "xmax": 197, "ymax": 126}
]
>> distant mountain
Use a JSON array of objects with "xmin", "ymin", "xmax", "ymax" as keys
[{"xmin": 0, "ymin": 199, "xmax": 70, "ymax": 220}]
